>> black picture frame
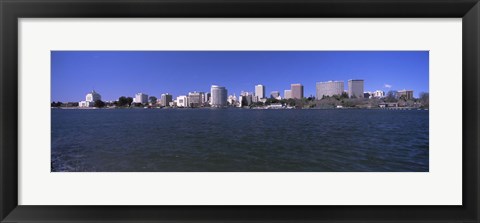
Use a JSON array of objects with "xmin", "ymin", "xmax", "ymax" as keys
[{"xmin": 1, "ymin": 0, "xmax": 479, "ymax": 222}]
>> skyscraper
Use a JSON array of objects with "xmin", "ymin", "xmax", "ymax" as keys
[
  {"xmin": 204, "ymin": 92, "xmax": 211, "ymax": 103},
  {"xmin": 255, "ymin": 84, "xmax": 265, "ymax": 99},
  {"xmin": 284, "ymin": 90, "xmax": 292, "ymax": 99},
  {"xmin": 316, "ymin": 81, "xmax": 344, "ymax": 99},
  {"xmin": 291, "ymin": 83, "xmax": 304, "ymax": 99},
  {"xmin": 210, "ymin": 85, "xmax": 227, "ymax": 107},
  {"xmin": 160, "ymin": 93, "xmax": 173, "ymax": 107},
  {"xmin": 134, "ymin": 93, "xmax": 149, "ymax": 104},
  {"xmin": 348, "ymin": 80, "xmax": 364, "ymax": 98}
]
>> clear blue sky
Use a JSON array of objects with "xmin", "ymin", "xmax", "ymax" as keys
[{"xmin": 51, "ymin": 51, "xmax": 429, "ymax": 102}]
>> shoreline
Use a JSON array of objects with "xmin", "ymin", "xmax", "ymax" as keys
[{"xmin": 52, "ymin": 107, "xmax": 428, "ymax": 111}]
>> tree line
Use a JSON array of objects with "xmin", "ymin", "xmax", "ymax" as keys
[{"xmin": 247, "ymin": 90, "xmax": 429, "ymax": 109}]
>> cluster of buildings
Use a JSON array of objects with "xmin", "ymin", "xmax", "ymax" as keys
[
  {"xmin": 316, "ymin": 80, "xmax": 372, "ymax": 99},
  {"xmin": 77, "ymin": 79, "xmax": 415, "ymax": 108},
  {"xmin": 120, "ymin": 86, "xmax": 226, "ymax": 108},
  {"xmin": 315, "ymin": 80, "xmax": 414, "ymax": 100},
  {"xmin": 171, "ymin": 86, "xmax": 226, "ymax": 108}
]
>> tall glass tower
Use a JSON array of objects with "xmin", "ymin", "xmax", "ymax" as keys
[{"xmin": 210, "ymin": 85, "xmax": 228, "ymax": 107}]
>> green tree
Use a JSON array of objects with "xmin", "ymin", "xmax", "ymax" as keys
[
  {"xmin": 118, "ymin": 96, "xmax": 128, "ymax": 107},
  {"xmin": 126, "ymin": 97, "xmax": 134, "ymax": 107},
  {"xmin": 286, "ymin": 98, "xmax": 296, "ymax": 107},
  {"xmin": 265, "ymin": 98, "xmax": 280, "ymax": 105},
  {"xmin": 51, "ymin": 101, "xmax": 63, "ymax": 107},
  {"xmin": 149, "ymin": 96, "xmax": 157, "ymax": 105},
  {"xmin": 419, "ymin": 92, "xmax": 429, "ymax": 108},
  {"xmin": 94, "ymin": 100, "xmax": 105, "ymax": 108},
  {"xmin": 385, "ymin": 90, "xmax": 397, "ymax": 102}
]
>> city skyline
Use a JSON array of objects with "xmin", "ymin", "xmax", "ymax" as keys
[{"xmin": 51, "ymin": 51, "xmax": 429, "ymax": 102}]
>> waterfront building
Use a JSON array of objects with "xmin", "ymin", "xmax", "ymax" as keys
[
  {"xmin": 284, "ymin": 90, "xmax": 292, "ymax": 99},
  {"xmin": 291, "ymin": 83, "xmax": 304, "ymax": 99},
  {"xmin": 270, "ymin": 91, "xmax": 280, "ymax": 99},
  {"xmin": 364, "ymin": 92, "xmax": 372, "ymax": 99},
  {"xmin": 240, "ymin": 91, "xmax": 253, "ymax": 106},
  {"xmin": 373, "ymin": 90, "xmax": 385, "ymax": 98},
  {"xmin": 188, "ymin": 91, "xmax": 203, "ymax": 108},
  {"xmin": 379, "ymin": 102, "xmax": 398, "ymax": 108},
  {"xmin": 79, "ymin": 90, "xmax": 101, "ymax": 107},
  {"xmin": 348, "ymin": 79, "xmax": 364, "ymax": 98},
  {"xmin": 134, "ymin": 93, "xmax": 149, "ymax": 104},
  {"xmin": 237, "ymin": 96, "xmax": 244, "ymax": 107},
  {"xmin": 255, "ymin": 84, "xmax": 266, "ymax": 99},
  {"xmin": 397, "ymin": 90, "xmax": 414, "ymax": 100},
  {"xmin": 210, "ymin": 85, "xmax": 228, "ymax": 107},
  {"xmin": 199, "ymin": 92, "xmax": 206, "ymax": 105},
  {"xmin": 160, "ymin": 93, "xmax": 173, "ymax": 107},
  {"xmin": 268, "ymin": 104, "xmax": 284, "ymax": 109},
  {"xmin": 204, "ymin": 92, "xmax": 211, "ymax": 104},
  {"xmin": 176, "ymin": 95, "xmax": 188, "ymax": 107},
  {"xmin": 228, "ymin": 94, "xmax": 238, "ymax": 106},
  {"xmin": 316, "ymin": 81, "xmax": 344, "ymax": 99},
  {"xmin": 242, "ymin": 95, "xmax": 253, "ymax": 106}
]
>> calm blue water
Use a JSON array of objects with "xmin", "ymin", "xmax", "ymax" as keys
[{"xmin": 51, "ymin": 109, "xmax": 429, "ymax": 172}]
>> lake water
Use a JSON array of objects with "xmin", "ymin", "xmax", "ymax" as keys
[{"xmin": 51, "ymin": 109, "xmax": 429, "ymax": 172}]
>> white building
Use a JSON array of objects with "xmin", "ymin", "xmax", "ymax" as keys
[
  {"xmin": 134, "ymin": 93, "xmax": 148, "ymax": 104},
  {"xmin": 284, "ymin": 90, "xmax": 292, "ymax": 99},
  {"xmin": 176, "ymin": 95, "xmax": 188, "ymax": 107},
  {"xmin": 79, "ymin": 90, "xmax": 101, "ymax": 107},
  {"xmin": 255, "ymin": 84, "xmax": 265, "ymax": 99},
  {"xmin": 210, "ymin": 85, "xmax": 228, "ymax": 107},
  {"xmin": 204, "ymin": 92, "xmax": 211, "ymax": 104},
  {"xmin": 160, "ymin": 93, "xmax": 173, "ymax": 107},
  {"xmin": 373, "ymin": 90, "xmax": 385, "ymax": 98},
  {"xmin": 228, "ymin": 94, "xmax": 237, "ymax": 106}
]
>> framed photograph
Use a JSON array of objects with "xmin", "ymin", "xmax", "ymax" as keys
[{"xmin": 1, "ymin": 0, "xmax": 479, "ymax": 222}]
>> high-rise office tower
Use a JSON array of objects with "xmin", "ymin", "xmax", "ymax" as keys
[
  {"xmin": 160, "ymin": 93, "xmax": 173, "ymax": 107},
  {"xmin": 348, "ymin": 80, "xmax": 364, "ymax": 98},
  {"xmin": 291, "ymin": 83, "xmax": 304, "ymax": 99},
  {"xmin": 316, "ymin": 81, "xmax": 344, "ymax": 99},
  {"xmin": 210, "ymin": 85, "xmax": 228, "ymax": 107},
  {"xmin": 284, "ymin": 90, "xmax": 292, "ymax": 99},
  {"xmin": 255, "ymin": 84, "xmax": 265, "ymax": 99}
]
